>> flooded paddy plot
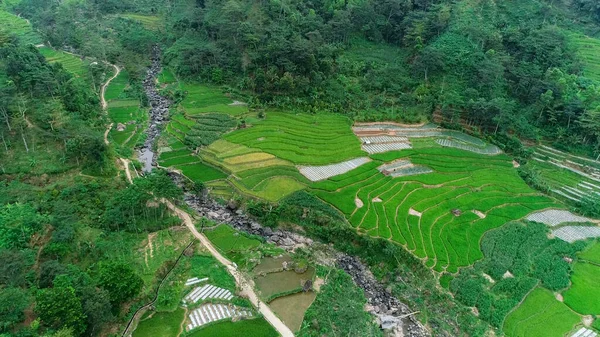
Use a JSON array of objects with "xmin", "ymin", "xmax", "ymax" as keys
[
  {"xmin": 255, "ymin": 268, "xmax": 315, "ymax": 300},
  {"xmin": 269, "ymin": 291, "xmax": 317, "ymax": 332},
  {"xmin": 252, "ymin": 255, "xmax": 293, "ymax": 274}
]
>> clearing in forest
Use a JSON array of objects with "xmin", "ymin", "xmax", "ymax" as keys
[{"xmin": 503, "ymin": 287, "xmax": 580, "ymax": 337}]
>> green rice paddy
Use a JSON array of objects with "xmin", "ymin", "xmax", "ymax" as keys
[
  {"xmin": 563, "ymin": 261, "xmax": 600, "ymax": 315},
  {"xmin": 186, "ymin": 318, "xmax": 278, "ymax": 337},
  {"xmin": 578, "ymin": 241, "xmax": 600, "ymax": 264},
  {"xmin": 104, "ymin": 70, "xmax": 144, "ymax": 150},
  {"xmin": 200, "ymin": 140, "xmax": 308, "ymax": 201},
  {"xmin": 181, "ymin": 84, "xmax": 248, "ymax": 116},
  {"xmin": 133, "ymin": 308, "xmax": 185, "ymax": 337},
  {"xmin": 0, "ymin": 10, "xmax": 41, "ymax": 45},
  {"xmin": 204, "ymin": 225, "xmax": 261, "ymax": 253},
  {"xmin": 118, "ymin": 14, "xmax": 163, "ymax": 31},
  {"xmin": 224, "ymin": 112, "xmax": 365, "ymax": 165},
  {"xmin": 503, "ymin": 287, "xmax": 580, "ymax": 337},
  {"xmin": 38, "ymin": 47, "xmax": 89, "ymax": 77},
  {"xmin": 310, "ymin": 147, "xmax": 559, "ymax": 272},
  {"xmin": 571, "ymin": 32, "xmax": 600, "ymax": 82}
]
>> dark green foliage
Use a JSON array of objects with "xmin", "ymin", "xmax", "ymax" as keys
[
  {"xmin": 282, "ymin": 191, "xmax": 345, "ymax": 222},
  {"xmin": 0, "ymin": 249, "xmax": 35, "ymax": 287},
  {"xmin": 96, "ymin": 261, "xmax": 143, "ymax": 308},
  {"xmin": 299, "ymin": 267, "xmax": 382, "ymax": 337},
  {"xmin": 578, "ymin": 195, "xmax": 600, "ymax": 218},
  {"xmin": 0, "ymin": 203, "xmax": 48, "ymax": 249},
  {"xmin": 0, "ymin": 287, "xmax": 29, "ymax": 332},
  {"xmin": 450, "ymin": 222, "xmax": 584, "ymax": 328},
  {"xmin": 101, "ymin": 177, "xmax": 180, "ymax": 232},
  {"xmin": 36, "ymin": 276, "xmax": 87, "ymax": 335},
  {"xmin": 518, "ymin": 165, "xmax": 551, "ymax": 193}
]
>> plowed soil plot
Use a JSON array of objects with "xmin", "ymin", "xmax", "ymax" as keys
[{"xmin": 310, "ymin": 147, "xmax": 560, "ymax": 273}]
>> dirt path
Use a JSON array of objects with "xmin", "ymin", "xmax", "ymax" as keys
[
  {"xmin": 101, "ymin": 64, "xmax": 120, "ymax": 110},
  {"xmin": 162, "ymin": 199, "xmax": 295, "ymax": 337},
  {"xmin": 101, "ymin": 64, "xmax": 120, "ymax": 146},
  {"xmin": 104, "ymin": 123, "xmax": 113, "ymax": 145},
  {"xmin": 120, "ymin": 158, "xmax": 133, "ymax": 184}
]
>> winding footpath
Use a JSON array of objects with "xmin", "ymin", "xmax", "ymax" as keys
[
  {"xmin": 100, "ymin": 54, "xmax": 294, "ymax": 337},
  {"xmin": 101, "ymin": 64, "xmax": 120, "ymax": 145}
]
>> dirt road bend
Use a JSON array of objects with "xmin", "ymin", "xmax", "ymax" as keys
[
  {"xmin": 162, "ymin": 199, "xmax": 295, "ymax": 337},
  {"xmin": 101, "ymin": 64, "xmax": 120, "ymax": 110}
]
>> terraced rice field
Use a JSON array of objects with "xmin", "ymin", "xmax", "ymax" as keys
[
  {"xmin": 225, "ymin": 113, "xmax": 365, "ymax": 165},
  {"xmin": 118, "ymin": 14, "xmax": 163, "ymax": 31},
  {"xmin": 563, "ymin": 262, "xmax": 600, "ymax": 314},
  {"xmin": 579, "ymin": 241, "xmax": 600, "ymax": 264},
  {"xmin": 38, "ymin": 47, "xmax": 89, "ymax": 77},
  {"xmin": 204, "ymin": 225, "xmax": 261, "ymax": 254},
  {"xmin": 104, "ymin": 71, "xmax": 145, "ymax": 150},
  {"xmin": 571, "ymin": 32, "xmax": 600, "ymax": 82},
  {"xmin": 503, "ymin": 287, "xmax": 580, "ymax": 337},
  {"xmin": 530, "ymin": 145, "xmax": 600, "ymax": 203},
  {"xmin": 0, "ymin": 10, "xmax": 42, "ymax": 45},
  {"xmin": 310, "ymin": 147, "xmax": 559, "ymax": 272},
  {"xmin": 201, "ymin": 140, "xmax": 308, "ymax": 201},
  {"xmin": 181, "ymin": 83, "xmax": 248, "ymax": 116}
]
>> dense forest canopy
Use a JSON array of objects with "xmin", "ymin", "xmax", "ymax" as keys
[{"xmin": 9, "ymin": 0, "xmax": 600, "ymax": 156}]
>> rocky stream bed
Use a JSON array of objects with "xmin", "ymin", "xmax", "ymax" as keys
[{"xmin": 139, "ymin": 45, "xmax": 171, "ymax": 172}]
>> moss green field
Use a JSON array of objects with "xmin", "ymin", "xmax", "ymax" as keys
[{"xmin": 503, "ymin": 288, "xmax": 580, "ymax": 337}]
